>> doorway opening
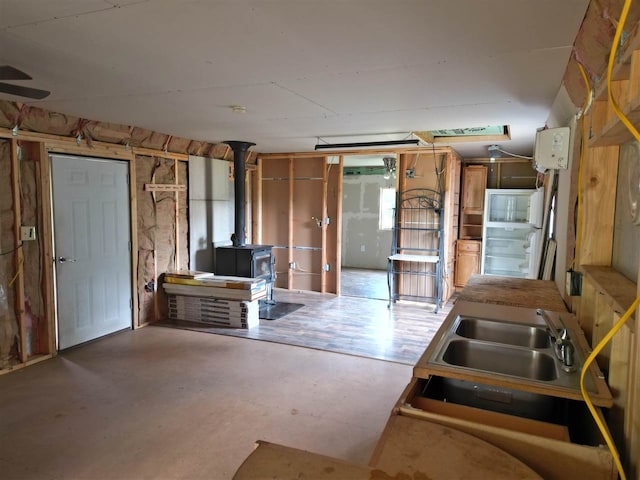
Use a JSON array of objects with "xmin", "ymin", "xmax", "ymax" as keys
[
  {"xmin": 340, "ymin": 154, "xmax": 397, "ymax": 300},
  {"xmin": 50, "ymin": 154, "xmax": 133, "ymax": 350}
]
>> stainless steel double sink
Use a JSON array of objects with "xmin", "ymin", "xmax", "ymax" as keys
[
  {"xmin": 431, "ymin": 314, "xmax": 594, "ymax": 391},
  {"xmin": 415, "ymin": 301, "xmax": 612, "ymax": 421}
]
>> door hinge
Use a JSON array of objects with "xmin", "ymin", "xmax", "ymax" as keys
[
  {"xmin": 128, "ymin": 241, "xmax": 132, "ymax": 252},
  {"xmin": 129, "ymin": 299, "xmax": 133, "ymax": 310}
]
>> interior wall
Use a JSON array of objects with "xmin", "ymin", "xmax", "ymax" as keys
[
  {"xmin": 341, "ymin": 174, "xmax": 392, "ymax": 270},
  {"xmin": 135, "ymin": 155, "xmax": 189, "ymax": 326},
  {"xmin": 612, "ymin": 141, "xmax": 640, "ymax": 281},
  {"xmin": 19, "ymin": 146, "xmax": 45, "ymax": 356},
  {"xmin": 188, "ymin": 156, "xmax": 234, "ymax": 272},
  {"xmin": 0, "ymin": 140, "xmax": 18, "ymax": 368},
  {"xmin": 546, "ymin": 86, "xmax": 579, "ymax": 300}
]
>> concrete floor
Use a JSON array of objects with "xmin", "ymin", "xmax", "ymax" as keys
[{"xmin": 0, "ymin": 327, "xmax": 411, "ymax": 479}]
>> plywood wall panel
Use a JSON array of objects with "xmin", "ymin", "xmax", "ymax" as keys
[
  {"xmin": 292, "ymin": 250, "xmax": 322, "ymax": 291},
  {"xmin": 272, "ymin": 248, "xmax": 290, "ymax": 288},
  {"xmin": 292, "ymin": 180, "xmax": 323, "ymax": 248},
  {"xmin": 261, "ymin": 158, "xmax": 290, "ymax": 179},
  {"xmin": 262, "ymin": 180, "xmax": 289, "ymax": 248},
  {"xmin": 293, "ymin": 157, "xmax": 324, "ymax": 178}
]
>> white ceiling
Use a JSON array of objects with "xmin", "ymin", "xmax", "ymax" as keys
[{"xmin": 0, "ymin": 0, "xmax": 589, "ymax": 157}]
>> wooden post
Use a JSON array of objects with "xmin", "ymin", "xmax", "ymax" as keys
[
  {"xmin": 628, "ymin": 252, "xmax": 640, "ymax": 478},
  {"xmin": 320, "ymin": 157, "xmax": 328, "ymax": 293},
  {"xmin": 254, "ymin": 159, "xmax": 263, "ymax": 244},
  {"xmin": 335, "ymin": 156, "xmax": 343, "ymax": 295},
  {"xmin": 129, "ymin": 156, "xmax": 140, "ymax": 328},
  {"xmin": 288, "ymin": 158, "xmax": 294, "ymax": 289},
  {"xmin": 245, "ymin": 161, "xmax": 251, "ymax": 243},
  {"xmin": 174, "ymin": 158, "xmax": 179, "ymax": 270},
  {"xmin": 578, "ymin": 145, "xmax": 618, "ymax": 266},
  {"xmin": 38, "ymin": 144, "xmax": 55, "ymax": 354},
  {"xmin": 10, "ymin": 139, "xmax": 27, "ymax": 362}
]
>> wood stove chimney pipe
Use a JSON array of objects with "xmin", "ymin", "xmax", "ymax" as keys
[{"xmin": 224, "ymin": 140, "xmax": 255, "ymax": 247}]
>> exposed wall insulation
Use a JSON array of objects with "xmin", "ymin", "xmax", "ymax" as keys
[
  {"xmin": 563, "ymin": 0, "xmax": 640, "ymax": 108},
  {"xmin": 0, "ymin": 100, "xmax": 229, "ymax": 159},
  {"xmin": 19, "ymin": 146, "xmax": 45, "ymax": 356},
  {"xmin": 135, "ymin": 155, "xmax": 188, "ymax": 326},
  {"xmin": 0, "ymin": 140, "xmax": 18, "ymax": 368}
]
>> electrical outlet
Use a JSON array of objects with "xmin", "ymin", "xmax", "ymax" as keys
[
  {"xmin": 565, "ymin": 269, "xmax": 582, "ymax": 296},
  {"xmin": 20, "ymin": 226, "xmax": 37, "ymax": 241}
]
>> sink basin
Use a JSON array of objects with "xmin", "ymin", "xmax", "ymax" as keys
[
  {"xmin": 416, "ymin": 302, "xmax": 612, "ymax": 407},
  {"xmin": 442, "ymin": 339, "xmax": 558, "ymax": 381},
  {"xmin": 455, "ymin": 317, "xmax": 550, "ymax": 349}
]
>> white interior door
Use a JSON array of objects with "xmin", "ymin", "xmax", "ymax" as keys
[{"xmin": 51, "ymin": 154, "xmax": 132, "ymax": 349}]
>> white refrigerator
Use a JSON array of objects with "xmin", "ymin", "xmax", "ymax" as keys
[{"xmin": 481, "ymin": 188, "xmax": 544, "ymax": 279}]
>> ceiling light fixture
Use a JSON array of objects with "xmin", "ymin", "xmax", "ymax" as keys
[
  {"xmin": 488, "ymin": 144, "xmax": 502, "ymax": 162},
  {"xmin": 314, "ymin": 139, "xmax": 419, "ymax": 150},
  {"xmin": 231, "ymin": 105, "xmax": 247, "ymax": 114},
  {"xmin": 383, "ymin": 156, "xmax": 397, "ymax": 180}
]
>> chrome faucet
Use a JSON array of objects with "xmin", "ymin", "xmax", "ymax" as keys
[{"xmin": 536, "ymin": 309, "xmax": 576, "ymax": 373}]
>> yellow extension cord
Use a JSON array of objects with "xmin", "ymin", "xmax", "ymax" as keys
[{"xmin": 579, "ymin": 1, "xmax": 640, "ymax": 479}]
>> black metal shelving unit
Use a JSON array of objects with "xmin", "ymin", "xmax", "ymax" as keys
[{"xmin": 387, "ymin": 188, "xmax": 444, "ymax": 312}]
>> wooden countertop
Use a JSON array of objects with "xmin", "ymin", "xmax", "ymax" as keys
[
  {"xmin": 457, "ymin": 274, "xmax": 568, "ymax": 312},
  {"xmin": 235, "ymin": 429, "xmax": 542, "ymax": 480}
]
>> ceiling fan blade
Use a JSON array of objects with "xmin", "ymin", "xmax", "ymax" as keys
[
  {"xmin": 0, "ymin": 82, "xmax": 50, "ymax": 99},
  {"xmin": 0, "ymin": 65, "xmax": 32, "ymax": 81}
]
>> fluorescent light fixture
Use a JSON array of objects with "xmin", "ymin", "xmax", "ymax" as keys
[{"xmin": 314, "ymin": 139, "xmax": 419, "ymax": 150}]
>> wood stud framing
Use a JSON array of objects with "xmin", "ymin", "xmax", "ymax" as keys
[
  {"xmin": 1, "ymin": 127, "xmax": 190, "ymax": 372},
  {"xmin": 37, "ymin": 143, "xmax": 56, "ymax": 355},
  {"xmin": 572, "ymin": 24, "xmax": 640, "ymax": 477},
  {"xmin": 10, "ymin": 139, "xmax": 27, "ymax": 363}
]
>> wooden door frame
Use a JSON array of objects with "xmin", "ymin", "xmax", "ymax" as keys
[{"xmin": 46, "ymin": 149, "xmax": 139, "ymax": 349}]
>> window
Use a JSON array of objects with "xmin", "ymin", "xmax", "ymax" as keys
[{"xmin": 379, "ymin": 187, "xmax": 396, "ymax": 230}]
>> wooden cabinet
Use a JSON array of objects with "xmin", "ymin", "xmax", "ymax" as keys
[
  {"xmin": 454, "ymin": 239, "xmax": 480, "ymax": 287},
  {"xmin": 459, "ymin": 165, "xmax": 487, "ymax": 239}
]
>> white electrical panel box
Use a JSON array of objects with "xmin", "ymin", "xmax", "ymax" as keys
[{"xmin": 534, "ymin": 127, "xmax": 571, "ymax": 171}]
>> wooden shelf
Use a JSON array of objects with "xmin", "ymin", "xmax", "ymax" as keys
[
  {"xmin": 581, "ymin": 265, "xmax": 637, "ymax": 329},
  {"xmin": 589, "ymin": 93, "xmax": 640, "ymax": 147}
]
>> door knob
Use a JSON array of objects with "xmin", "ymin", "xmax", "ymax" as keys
[{"xmin": 58, "ymin": 257, "xmax": 76, "ymax": 263}]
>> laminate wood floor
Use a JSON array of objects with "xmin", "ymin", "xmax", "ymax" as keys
[
  {"xmin": 160, "ymin": 289, "xmax": 452, "ymax": 365},
  {"xmin": 341, "ymin": 267, "xmax": 388, "ymax": 300}
]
